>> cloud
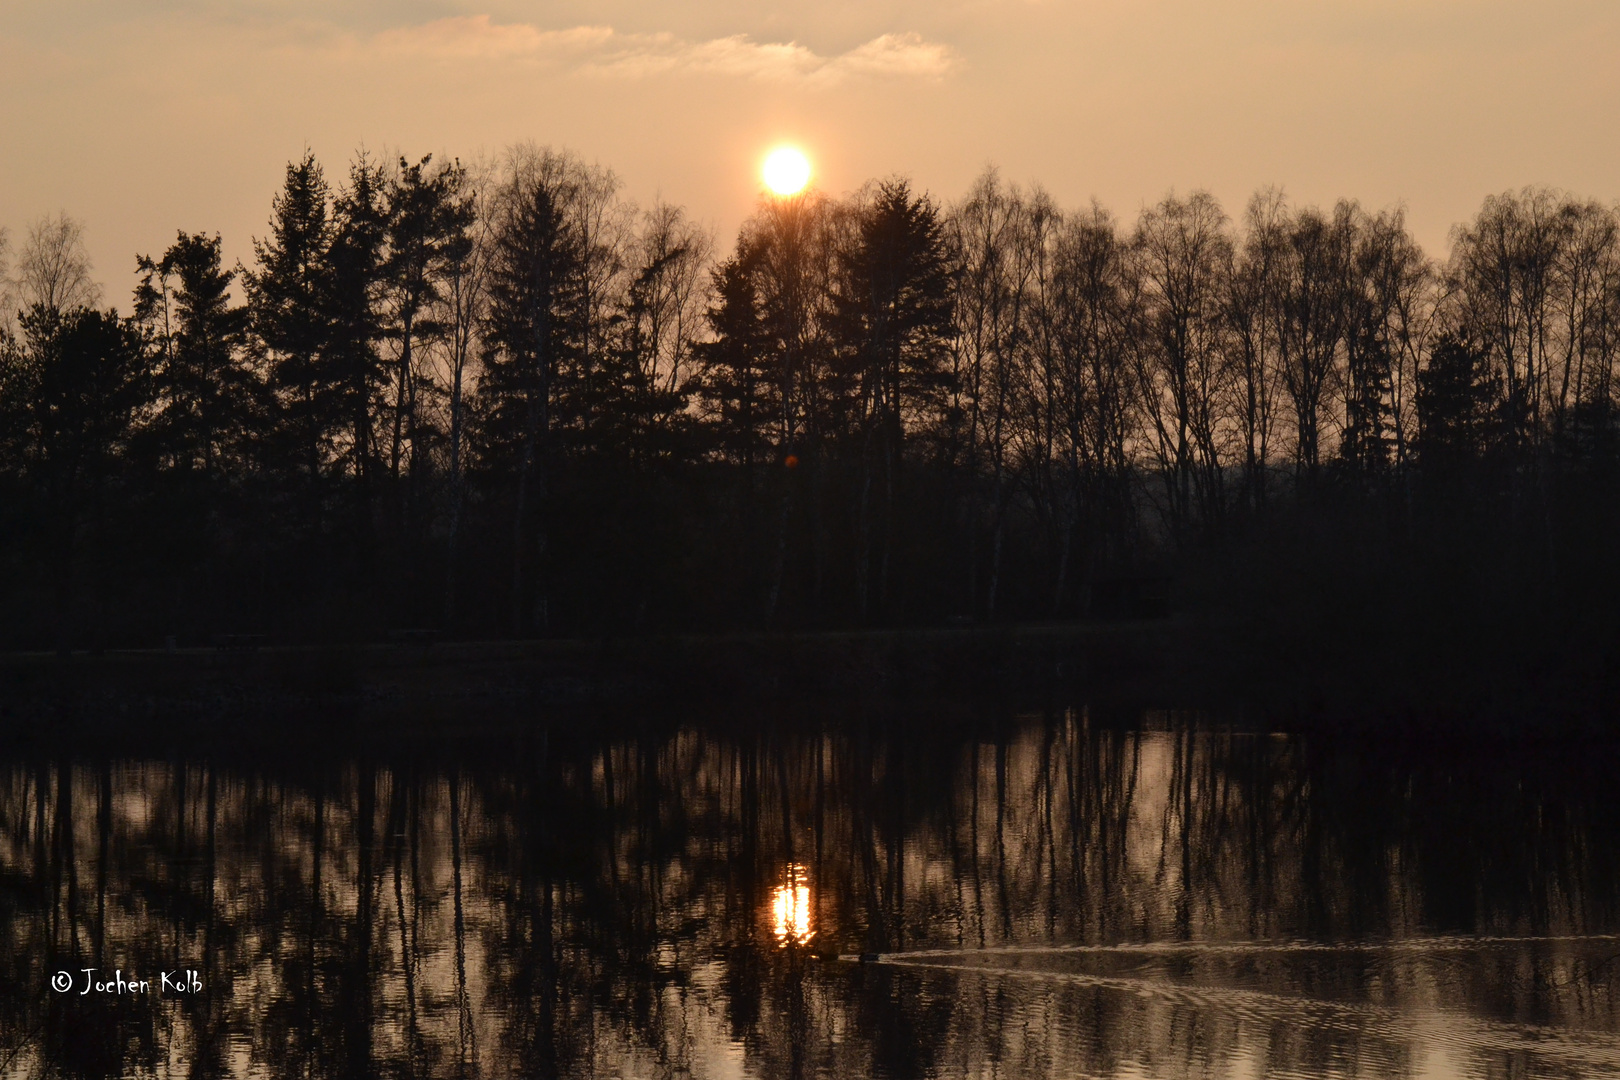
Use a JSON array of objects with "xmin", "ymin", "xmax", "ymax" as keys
[
  {"xmin": 372, "ymin": 16, "xmax": 960, "ymax": 85},
  {"xmin": 834, "ymin": 34, "xmax": 961, "ymax": 79},
  {"xmin": 374, "ymin": 16, "xmax": 613, "ymax": 60}
]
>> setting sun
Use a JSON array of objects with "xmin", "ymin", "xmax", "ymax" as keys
[{"xmin": 762, "ymin": 146, "xmax": 811, "ymax": 196}]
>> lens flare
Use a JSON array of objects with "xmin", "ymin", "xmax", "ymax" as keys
[
  {"xmin": 770, "ymin": 863, "xmax": 814, "ymax": 946},
  {"xmin": 762, "ymin": 147, "xmax": 811, "ymax": 196}
]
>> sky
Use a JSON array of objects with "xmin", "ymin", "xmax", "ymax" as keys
[{"xmin": 3, "ymin": 0, "xmax": 1619, "ymax": 309}]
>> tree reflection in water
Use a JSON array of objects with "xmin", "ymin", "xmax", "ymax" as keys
[{"xmin": 0, "ymin": 710, "xmax": 1617, "ymax": 1078}]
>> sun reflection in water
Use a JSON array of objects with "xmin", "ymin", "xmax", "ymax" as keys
[{"xmin": 770, "ymin": 863, "xmax": 814, "ymax": 947}]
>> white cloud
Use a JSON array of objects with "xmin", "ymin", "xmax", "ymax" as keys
[
  {"xmin": 834, "ymin": 33, "xmax": 960, "ymax": 79},
  {"xmin": 371, "ymin": 15, "xmax": 960, "ymax": 85},
  {"xmin": 374, "ymin": 16, "xmax": 613, "ymax": 60}
]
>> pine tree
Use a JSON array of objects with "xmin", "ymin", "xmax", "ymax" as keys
[
  {"xmin": 6, "ymin": 304, "xmax": 151, "ymax": 647},
  {"xmin": 479, "ymin": 156, "xmax": 587, "ymax": 633},
  {"xmin": 245, "ymin": 152, "xmax": 334, "ymax": 485},
  {"xmin": 834, "ymin": 179, "xmax": 955, "ymax": 617},
  {"xmin": 325, "ymin": 152, "xmax": 391, "ymax": 495},
  {"xmin": 134, "ymin": 232, "xmax": 255, "ymax": 479},
  {"xmin": 1416, "ymin": 336, "xmax": 1500, "ymax": 471},
  {"xmin": 699, "ymin": 245, "xmax": 773, "ymax": 470}
]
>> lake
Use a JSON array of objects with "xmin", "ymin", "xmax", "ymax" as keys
[{"xmin": 1, "ymin": 705, "xmax": 1616, "ymax": 1078}]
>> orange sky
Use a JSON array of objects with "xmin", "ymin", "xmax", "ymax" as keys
[{"xmin": 4, "ymin": 0, "xmax": 1619, "ymax": 307}]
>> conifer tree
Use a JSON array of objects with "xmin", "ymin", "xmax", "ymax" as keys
[
  {"xmin": 835, "ymin": 179, "xmax": 955, "ymax": 617},
  {"xmin": 134, "ymin": 232, "xmax": 255, "ymax": 479},
  {"xmin": 326, "ymin": 153, "xmax": 390, "ymax": 497},
  {"xmin": 4, "ymin": 305, "xmax": 150, "ymax": 647},
  {"xmin": 480, "ymin": 152, "xmax": 586, "ymax": 633},
  {"xmin": 245, "ymin": 152, "xmax": 334, "ymax": 486},
  {"xmin": 699, "ymin": 246, "xmax": 773, "ymax": 470}
]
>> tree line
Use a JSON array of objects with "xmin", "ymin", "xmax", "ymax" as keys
[{"xmin": 3, "ymin": 147, "xmax": 1619, "ymax": 649}]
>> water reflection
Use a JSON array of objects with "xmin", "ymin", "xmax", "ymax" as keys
[
  {"xmin": 771, "ymin": 863, "xmax": 814, "ymax": 947},
  {"xmin": 0, "ymin": 712, "xmax": 1615, "ymax": 1078}
]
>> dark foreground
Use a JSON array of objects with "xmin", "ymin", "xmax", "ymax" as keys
[
  {"xmin": 3, "ymin": 620, "xmax": 1616, "ymax": 740},
  {"xmin": 0, "ymin": 702, "xmax": 1617, "ymax": 1079}
]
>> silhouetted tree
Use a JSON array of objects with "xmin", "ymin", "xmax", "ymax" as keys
[
  {"xmin": 7, "ymin": 148, "xmax": 1620, "ymax": 649},
  {"xmin": 1223, "ymin": 189, "xmax": 1288, "ymax": 518},
  {"xmin": 1415, "ymin": 335, "xmax": 1500, "ymax": 476},
  {"xmin": 1341, "ymin": 208, "xmax": 1429, "ymax": 483},
  {"xmin": 133, "ymin": 232, "xmax": 256, "ymax": 479},
  {"xmin": 383, "ymin": 155, "xmax": 474, "ymax": 493},
  {"xmin": 245, "ymin": 152, "xmax": 335, "ymax": 488},
  {"xmin": 1048, "ymin": 203, "xmax": 1138, "ymax": 608},
  {"xmin": 1134, "ymin": 191, "xmax": 1231, "ymax": 539},
  {"xmin": 1276, "ymin": 202, "xmax": 1353, "ymax": 486},
  {"xmin": 729, "ymin": 189, "xmax": 844, "ymax": 622},
  {"xmin": 835, "ymin": 179, "xmax": 955, "ymax": 619},
  {"xmin": 437, "ymin": 166, "xmax": 490, "ymax": 627},
  {"xmin": 10, "ymin": 212, "xmax": 99, "ymax": 316},
  {"xmin": 0, "ymin": 304, "xmax": 150, "ymax": 648},
  {"xmin": 948, "ymin": 170, "xmax": 1034, "ymax": 617},
  {"xmin": 478, "ymin": 149, "xmax": 586, "ymax": 634},
  {"xmin": 1446, "ymin": 188, "xmax": 1566, "ymax": 459},
  {"xmin": 324, "ymin": 153, "xmax": 392, "ymax": 572}
]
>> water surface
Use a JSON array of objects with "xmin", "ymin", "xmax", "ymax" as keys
[{"xmin": 1, "ymin": 708, "xmax": 1616, "ymax": 1078}]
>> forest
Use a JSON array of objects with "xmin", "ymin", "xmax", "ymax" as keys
[{"xmin": 1, "ymin": 146, "xmax": 1618, "ymax": 669}]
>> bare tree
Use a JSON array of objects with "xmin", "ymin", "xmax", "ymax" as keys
[
  {"xmin": 1133, "ymin": 191, "xmax": 1232, "ymax": 538},
  {"xmin": 1009, "ymin": 187, "xmax": 1065, "ymax": 612},
  {"xmin": 0, "ymin": 226, "xmax": 12, "ymax": 332},
  {"xmin": 1048, "ymin": 203, "xmax": 1140, "ymax": 607},
  {"xmin": 1277, "ymin": 201, "xmax": 1354, "ymax": 482},
  {"xmin": 438, "ymin": 161, "xmax": 493, "ymax": 626},
  {"xmin": 624, "ymin": 201, "xmax": 712, "ymax": 400},
  {"xmin": 1547, "ymin": 198, "xmax": 1620, "ymax": 452},
  {"xmin": 382, "ymin": 154, "xmax": 476, "ymax": 490},
  {"xmin": 567, "ymin": 157, "xmax": 636, "ymax": 397},
  {"xmin": 13, "ymin": 212, "xmax": 101, "ymax": 315},
  {"xmin": 949, "ymin": 169, "xmax": 1038, "ymax": 616},
  {"xmin": 1223, "ymin": 189, "xmax": 1288, "ymax": 515},
  {"xmin": 1340, "ymin": 206, "xmax": 1431, "ymax": 480},
  {"xmin": 1444, "ymin": 188, "xmax": 1567, "ymax": 455}
]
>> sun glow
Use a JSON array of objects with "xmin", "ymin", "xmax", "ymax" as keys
[
  {"xmin": 770, "ymin": 863, "xmax": 814, "ymax": 946},
  {"xmin": 762, "ymin": 146, "xmax": 811, "ymax": 196}
]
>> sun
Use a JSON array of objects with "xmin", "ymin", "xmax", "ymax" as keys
[{"xmin": 762, "ymin": 146, "xmax": 811, "ymax": 196}]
